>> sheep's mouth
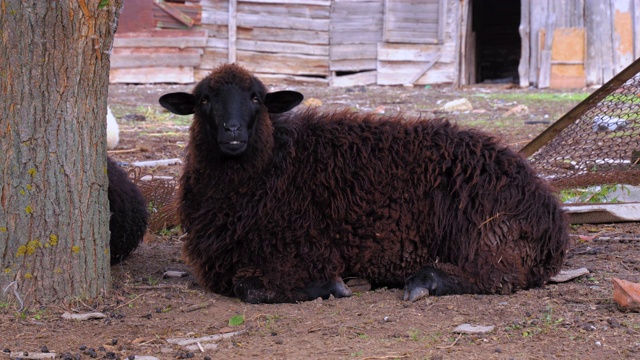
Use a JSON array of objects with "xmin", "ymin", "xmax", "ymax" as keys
[{"xmin": 219, "ymin": 140, "xmax": 248, "ymax": 155}]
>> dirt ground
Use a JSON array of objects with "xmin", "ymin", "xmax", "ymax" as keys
[{"xmin": 2, "ymin": 82, "xmax": 640, "ymax": 360}]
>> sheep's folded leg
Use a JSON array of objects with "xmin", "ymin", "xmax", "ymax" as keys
[
  {"xmin": 233, "ymin": 275, "xmax": 352, "ymax": 303},
  {"xmin": 404, "ymin": 264, "xmax": 479, "ymax": 302},
  {"xmin": 302, "ymin": 276, "xmax": 353, "ymax": 301},
  {"xmin": 233, "ymin": 276, "xmax": 278, "ymax": 304}
]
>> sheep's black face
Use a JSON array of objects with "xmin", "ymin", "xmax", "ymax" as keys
[
  {"xmin": 159, "ymin": 70, "xmax": 303, "ymax": 157},
  {"xmin": 194, "ymin": 84, "xmax": 262, "ymax": 156}
]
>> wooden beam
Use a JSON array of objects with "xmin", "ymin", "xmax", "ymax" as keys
[
  {"xmin": 154, "ymin": 0, "xmax": 195, "ymax": 28},
  {"xmin": 110, "ymin": 67, "xmax": 195, "ymax": 84},
  {"xmin": 238, "ymin": 0, "xmax": 330, "ymax": 5},
  {"xmin": 330, "ymin": 70, "xmax": 377, "ymax": 87},
  {"xmin": 111, "ymin": 48, "xmax": 202, "ymax": 69},
  {"xmin": 238, "ymin": 51, "xmax": 328, "ymax": 76},
  {"xmin": 407, "ymin": 53, "xmax": 441, "ymax": 85},
  {"xmin": 114, "ymin": 30, "xmax": 208, "ymax": 48}
]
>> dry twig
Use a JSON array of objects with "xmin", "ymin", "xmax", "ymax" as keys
[
  {"xmin": 436, "ymin": 333, "xmax": 463, "ymax": 349},
  {"xmin": 115, "ymin": 294, "xmax": 144, "ymax": 310},
  {"xmin": 362, "ymin": 354, "xmax": 410, "ymax": 360}
]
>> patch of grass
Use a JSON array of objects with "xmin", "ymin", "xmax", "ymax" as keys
[
  {"xmin": 32, "ymin": 308, "xmax": 47, "ymax": 320},
  {"xmin": 505, "ymin": 306, "xmax": 565, "ymax": 339},
  {"xmin": 478, "ymin": 92, "xmax": 590, "ymax": 103},
  {"xmin": 110, "ymin": 105, "xmax": 192, "ymax": 126},
  {"xmin": 142, "ymin": 105, "xmax": 192, "ymax": 126},
  {"xmin": 625, "ymin": 321, "xmax": 640, "ymax": 330},
  {"xmin": 407, "ymin": 328, "xmax": 423, "ymax": 341}
]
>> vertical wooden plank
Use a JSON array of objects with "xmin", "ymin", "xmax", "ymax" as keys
[
  {"xmin": 457, "ymin": 0, "xmax": 469, "ymax": 86},
  {"xmin": 555, "ymin": 0, "xmax": 568, "ymax": 27},
  {"xmin": 452, "ymin": 0, "xmax": 462, "ymax": 87},
  {"xmin": 611, "ymin": 0, "xmax": 634, "ymax": 74},
  {"xmin": 586, "ymin": 0, "xmax": 614, "ymax": 84},
  {"xmin": 538, "ymin": 12, "xmax": 555, "ymax": 88},
  {"xmin": 529, "ymin": 0, "xmax": 548, "ymax": 86},
  {"xmin": 518, "ymin": 0, "xmax": 531, "ymax": 87},
  {"xmin": 438, "ymin": 0, "xmax": 448, "ymax": 43},
  {"xmin": 585, "ymin": 0, "xmax": 603, "ymax": 84},
  {"xmin": 228, "ymin": 0, "xmax": 237, "ymax": 63},
  {"xmin": 571, "ymin": 0, "xmax": 585, "ymax": 27},
  {"xmin": 383, "ymin": 0, "xmax": 390, "ymax": 43},
  {"xmin": 601, "ymin": 0, "xmax": 615, "ymax": 81}
]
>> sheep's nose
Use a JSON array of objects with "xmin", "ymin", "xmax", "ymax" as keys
[{"xmin": 223, "ymin": 122, "xmax": 240, "ymax": 133}]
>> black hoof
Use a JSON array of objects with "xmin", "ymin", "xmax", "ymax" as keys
[
  {"xmin": 304, "ymin": 276, "xmax": 353, "ymax": 300},
  {"xmin": 403, "ymin": 267, "xmax": 447, "ymax": 302}
]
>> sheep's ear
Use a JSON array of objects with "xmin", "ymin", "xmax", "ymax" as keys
[
  {"xmin": 265, "ymin": 91, "xmax": 304, "ymax": 114},
  {"xmin": 159, "ymin": 92, "xmax": 196, "ymax": 115}
]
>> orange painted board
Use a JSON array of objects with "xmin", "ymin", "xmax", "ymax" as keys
[{"xmin": 549, "ymin": 27, "xmax": 586, "ymax": 88}]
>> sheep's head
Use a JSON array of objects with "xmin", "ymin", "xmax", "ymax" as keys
[{"xmin": 159, "ymin": 64, "xmax": 303, "ymax": 157}]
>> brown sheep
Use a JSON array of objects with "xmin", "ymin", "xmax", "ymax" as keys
[{"xmin": 159, "ymin": 64, "xmax": 569, "ymax": 303}]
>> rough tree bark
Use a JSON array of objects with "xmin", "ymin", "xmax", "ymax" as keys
[{"xmin": 0, "ymin": 0, "xmax": 123, "ymax": 308}]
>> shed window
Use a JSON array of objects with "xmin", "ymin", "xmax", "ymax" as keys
[{"xmin": 384, "ymin": 0, "xmax": 446, "ymax": 44}]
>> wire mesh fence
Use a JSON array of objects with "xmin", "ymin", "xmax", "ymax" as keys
[
  {"xmin": 129, "ymin": 167, "xmax": 180, "ymax": 234},
  {"xmin": 523, "ymin": 58, "xmax": 640, "ymax": 189}
]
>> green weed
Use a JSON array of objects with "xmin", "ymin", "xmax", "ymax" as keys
[
  {"xmin": 408, "ymin": 328, "xmax": 423, "ymax": 341},
  {"xmin": 560, "ymin": 184, "xmax": 629, "ymax": 203}
]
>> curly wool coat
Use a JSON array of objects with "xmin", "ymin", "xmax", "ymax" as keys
[
  {"xmin": 107, "ymin": 157, "xmax": 149, "ymax": 264},
  {"xmin": 165, "ymin": 64, "xmax": 569, "ymax": 303}
]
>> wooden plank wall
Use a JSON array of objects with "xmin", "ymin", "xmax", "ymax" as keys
[
  {"xmin": 377, "ymin": 0, "xmax": 456, "ymax": 85},
  {"xmin": 329, "ymin": 0, "xmax": 382, "ymax": 86},
  {"xmin": 110, "ymin": 30, "xmax": 208, "ymax": 83},
  {"xmin": 111, "ymin": 0, "xmax": 639, "ymax": 87},
  {"xmin": 196, "ymin": 0, "xmax": 230, "ymax": 79},
  {"xmin": 383, "ymin": 0, "xmax": 443, "ymax": 44},
  {"xmin": 195, "ymin": 0, "xmax": 456, "ymax": 86},
  {"xmin": 196, "ymin": 0, "xmax": 331, "ymax": 85},
  {"xmin": 525, "ymin": 0, "xmax": 638, "ymax": 87}
]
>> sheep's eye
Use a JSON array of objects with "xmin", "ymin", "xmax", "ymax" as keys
[
  {"xmin": 200, "ymin": 97, "xmax": 208, "ymax": 105},
  {"xmin": 251, "ymin": 94, "xmax": 259, "ymax": 103}
]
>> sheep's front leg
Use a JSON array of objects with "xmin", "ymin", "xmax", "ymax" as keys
[
  {"xmin": 302, "ymin": 276, "xmax": 353, "ymax": 301},
  {"xmin": 404, "ymin": 264, "xmax": 480, "ymax": 302},
  {"xmin": 233, "ymin": 275, "xmax": 353, "ymax": 303}
]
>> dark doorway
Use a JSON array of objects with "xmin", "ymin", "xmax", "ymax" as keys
[{"xmin": 472, "ymin": 0, "xmax": 521, "ymax": 83}]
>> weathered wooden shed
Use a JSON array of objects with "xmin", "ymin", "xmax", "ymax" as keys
[{"xmin": 110, "ymin": 0, "xmax": 640, "ymax": 88}]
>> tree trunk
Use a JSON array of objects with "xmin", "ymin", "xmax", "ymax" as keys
[{"xmin": 0, "ymin": 0, "xmax": 123, "ymax": 308}]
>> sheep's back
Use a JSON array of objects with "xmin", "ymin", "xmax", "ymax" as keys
[{"xmin": 271, "ymin": 109, "xmax": 567, "ymax": 287}]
